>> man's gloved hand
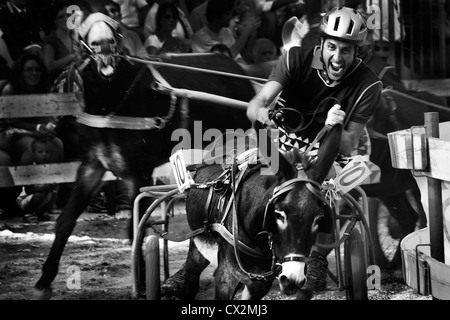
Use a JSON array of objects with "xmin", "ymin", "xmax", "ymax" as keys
[{"xmin": 325, "ymin": 104, "xmax": 345, "ymax": 127}]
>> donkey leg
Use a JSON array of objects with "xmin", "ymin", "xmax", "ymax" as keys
[
  {"xmin": 181, "ymin": 239, "xmax": 210, "ymax": 299},
  {"xmin": 161, "ymin": 238, "xmax": 209, "ymax": 299},
  {"xmin": 213, "ymin": 252, "xmax": 242, "ymax": 300},
  {"xmin": 34, "ymin": 162, "xmax": 106, "ymax": 299}
]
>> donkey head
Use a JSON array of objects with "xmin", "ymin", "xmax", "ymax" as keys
[
  {"xmin": 77, "ymin": 13, "xmax": 123, "ymax": 79},
  {"xmin": 258, "ymin": 124, "xmax": 342, "ymax": 295}
]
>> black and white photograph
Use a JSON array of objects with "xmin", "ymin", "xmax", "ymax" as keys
[{"xmin": 0, "ymin": 0, "xmax": 449, "ymax": 308}]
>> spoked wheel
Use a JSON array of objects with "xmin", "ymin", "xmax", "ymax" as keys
[
  {"xmin": 344, "ymin": 228, "xmax": 368, "ymax": 300},
  {"xmin": 367, "ymin": 198, "xmax": 400, "ymax": 270},
  {"xmin": 144, "ymin": 235, "xmax": 160, "ymax": 300},
  {"xmin": 368, "ymin": 193, "xmax": 420, "ymax": 270}
]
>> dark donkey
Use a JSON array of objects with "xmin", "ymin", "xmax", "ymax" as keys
[
  {"xmin": 34, "ymin": 13, "xmax": 254, "ymax": 299},
  {"xmin": 174, "ymin": 124, "xmax": 342, "ymax": 300}
]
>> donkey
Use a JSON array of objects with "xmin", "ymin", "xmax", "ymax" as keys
[
  {"xmin": 168, "ymin": 124, "xmax": 342, "ymax": 300},
  {"xmin": 33, "ymin": 12, "xmax": 255, "ymax": 299}
]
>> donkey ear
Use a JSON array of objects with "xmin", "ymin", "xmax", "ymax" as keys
[
  {"xmin": 307, "ymin": 124, "xmax": 342, "ymax": 183},
  {"xmin": 255, "ymin": 124, "xmax": 295, "ymax": 180}
]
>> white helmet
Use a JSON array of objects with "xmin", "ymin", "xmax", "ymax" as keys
[{"xmin": 319, "ymin": 7, "xmax": 367, "ymax": 47}]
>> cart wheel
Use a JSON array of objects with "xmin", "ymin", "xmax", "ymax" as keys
[
  {"xmin": 144, "ymin": 235, "xmax": 160, "ymax": 300},
  {"xmin": 344, "ymin": 228, "xmax": 368, "ymax": 300},
  {"xmin": 368, "ymin": 197, "xmax": 405, "ymax": 270}
]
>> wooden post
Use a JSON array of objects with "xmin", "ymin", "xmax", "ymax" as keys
[{"xmin": 424, "ymin": 112, "xmax": 445, "ymax": 264}]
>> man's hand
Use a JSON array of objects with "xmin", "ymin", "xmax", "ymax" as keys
[
  {"xmin": 325, "ymin": 104, "xmax": 345, "ymax": 127},
  {"xmin": 247, "ymin": 99, "xmax": 276, "ymax": 128}
]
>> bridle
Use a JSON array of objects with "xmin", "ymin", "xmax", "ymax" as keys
[
  {"xmin": 231, "ymin": 159, "xmax": 329, "ymax": 281},
  {"xmin": 260, "ymin": 164, "xmax": 328, "ymax": 267}
]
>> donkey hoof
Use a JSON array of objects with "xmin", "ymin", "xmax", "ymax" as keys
[
  {"xmin": 160, "ymin": 281, "xmax": 182, "ymax": 299},
  {"xmin": 296, "ymin": 289, "xmax": 313, "ymax": 300},
  {"xmin": 32, "ymin": 287, "xmax": 53, "ymax": 300}
]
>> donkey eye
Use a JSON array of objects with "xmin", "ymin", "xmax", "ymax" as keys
[{"xmin": 274, "ymin": 210, "xmax": 286, "ymax": 223}]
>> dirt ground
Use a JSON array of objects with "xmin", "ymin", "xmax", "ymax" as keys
[{"xmin": 0, "ymin": 206, "xmax": 430, "ymax": 301}]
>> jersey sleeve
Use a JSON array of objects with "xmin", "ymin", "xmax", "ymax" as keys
[
  {"xmin": 268, "ymin": 48, "xmax": 301, "ymax": 87},
  {"xmin": 347, "ymin": 80, "xmax": 383, "ymax": 125}
]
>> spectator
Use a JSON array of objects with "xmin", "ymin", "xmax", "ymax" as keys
[
  {"xmin": 41, "ymin": 1, "xmax": 76, "ymax": 83},
  {"xmin": 252, "ymin": 37, "xmax": 277, "ymax": 63},
  {"xmin": 16, "ymin": 137, "xmax": 58, "ymax": 223},
  {"xmin": 0, "ymin": 0, "xmax": 45, "ymax": 61},
  {"xmin": 0, "ymin": 53, "xmax": 63, "ymax": 219},
  {"xmin": 159, "ymin": 37, "xmax": 191, "ymax": 54},
  {"xmin": 191, "ymin": 0, "xmax": 260, "ymax": 61},
  {"xmin": 234, "ymin": 0, "xmax": 300, "ymax": 62},
  {"xmin": 210, "ymin": 43, "xmax": 232, "ymax": 57},
  {"xmin": 112, "ymin": 0, "xmax": 149, "ymax": 37},
  {"xmin": 0, "ymin": 28, "xmax": 14, "ymax": 79},
  {"xmin": 143, "ymin": 0, "xmax": 194, "ymax": 42},
  {"xmin": 188, "ymin": 0, "xmax": 208, "ymax": 32},
  {"xmin": 239, "ymin": 37, "xmax": 278, "ymax": 82},
  {"xmin": 105, "ymin": 0, "xmax": 148, "ymax": 58},
  {"xmin": 299, "ymin": 0, "xmax": 322, "ymax": 48},
  {"xmin": 143, "ymin": 2, "xmax": 183, "ymax": 55},
  {"xmin": 0, "ymin": 53, "xmax": 63, "ymax": 166}
]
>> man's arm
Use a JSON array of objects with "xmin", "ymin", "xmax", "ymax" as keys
[
  {"xmin": 247, "ymin": 80, "xmax": 283, "ymax": 126},
  {"xmin": 0, "ymin": 30, "xmax": 14, "ymax": 69},
  {"xmin": 339, "ymin": 120, "xmax": 366, "ymax": 156},
  {"xmin": 338, "ymin": 80, "xmax": 383, "ymax": 156},
  {"xmin": 230, "ymin": 18, "xmax": 261, "ymax": 58}
]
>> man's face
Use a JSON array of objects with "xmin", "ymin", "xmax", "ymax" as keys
[{"xmin": 321, "ymin": 38, "xmax": 356, "ymax": 81}]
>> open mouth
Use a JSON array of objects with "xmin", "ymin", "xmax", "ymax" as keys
[{"xmin": 328, "ymin": 61, "xmax": 344, "ymax": 77}]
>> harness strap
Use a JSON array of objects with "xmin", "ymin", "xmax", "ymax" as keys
[
  {"xmin": 314, "ymin": 215, "xmax": 358, "ymax": 250},
  {"xmin": 149, "ymin": 218, "xmax": 206, "ymax": 242},
  {"xmin": 204, "ymin": 187, "xmax": 214, "ymax": 224},
  {"xmin": 211, "ymin": 223, "xmax": 270, "ymax": 259},
  {"xmin": 271, "ymin": 177, "xmax": 327, "ymax": 206},
  {"xmin": 278, "ymin": 255, "xmax": 308, "ymax": 263},
  {"xmin": 230, "ymin": 159, "xmax": 277, "ymax": 281}
]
